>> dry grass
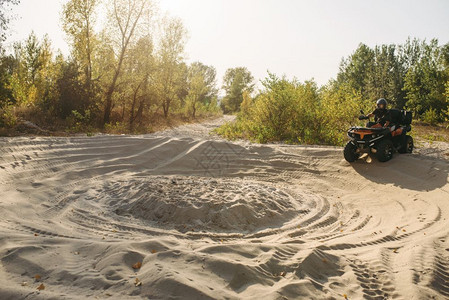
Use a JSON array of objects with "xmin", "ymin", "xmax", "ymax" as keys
[
  {"xmin": 412, "ymin": 122, "xmax": 449, "ymax": 143},
  {"xmin": 1, "ymin": 107, "xmax": 222, "ymax": 137}
]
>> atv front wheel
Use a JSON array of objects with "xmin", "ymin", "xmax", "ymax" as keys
[
  {"xmin": 344, "ymin": 142, "xmax": 359, "ymax": 162},
  {"xmin": 376, "ymin": 140, "xmax": 394, "ymax": 162}
]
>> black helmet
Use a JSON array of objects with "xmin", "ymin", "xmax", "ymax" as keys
[{"xmin": 376, "ymin": 98, "xmax": 387, "ymax": 109}]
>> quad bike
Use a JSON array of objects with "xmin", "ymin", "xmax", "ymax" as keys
[{"xmin": 344, "ymin": 109, "xmax": 414, "ymax": 163}]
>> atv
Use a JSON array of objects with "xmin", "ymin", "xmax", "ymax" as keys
[{"xmin": 344, "ymin": 109, "xmax": 414, "ymax": 163}]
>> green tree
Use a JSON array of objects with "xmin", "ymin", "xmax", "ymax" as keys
[
  {"xmin": 185, "ymin": 62, "xmax": 217, "ymax": 118},
  {"xmin": 124, "ymin": 34, "xmax": 155, "ymax": 129},
  {"xmin": 337, "ymin": 43, "xmax": 374, "ymax": 98},
  {"xmin": 366, "ymin": 44, "xmax": 406, "ymax": 108},
  {"xmin": 0, "ymin": 0, "xmax": 19, "ymax": 112},
  {"xmin": 0, "ymin": 54, "xmax": 15, "ymax": 108},
  {"xmin": 55, "ymin": 56, "xmax": 87, "ymax": 118},
  {"xmin": 221, "ymin": 67, "xmax": 254, "ymax": 113},
  {"xmin": 10, "ymin": 32, "xmax": 53, "ymax": 106},
  {"xmin": 403, "ymin": 39, "xmax": 448, "ymax": 119}
]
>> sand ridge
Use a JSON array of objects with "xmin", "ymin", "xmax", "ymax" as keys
[{"xmin": 0, "ymin": 116, "xmax": 448, "ymax": 299}]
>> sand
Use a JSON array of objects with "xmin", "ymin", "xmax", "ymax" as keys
[{"xmin": 0, "ymin": 116, "xmax": 448, "ymax": 299}]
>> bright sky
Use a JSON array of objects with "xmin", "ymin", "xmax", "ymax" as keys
[{"xmin": 5, "ymin": 0, "xmax": 449, "ymax": 89}]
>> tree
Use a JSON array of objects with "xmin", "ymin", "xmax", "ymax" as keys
[
  {"xmin": 403, "ymin": 39, "xmax": 448, "ymax": 119},
  {"xmin": 103, "ymin": 0, "xmax": 154, "ymax": 125},
  {"xmin": 221, "ymin": 67, "xmax": 254, "ymax": 113},
  {"xmin": 0, "ymin": 0, "xmax": 19, "ymax": 112},
  {"xmin": 0, "ymin": 54, "xmax": 15, "ymax": 108},
  {"xmin": 366, "ymin": 44, "xmax": 407, "ymax": 108},
  {"xmin": 185, "ymin": 62, "xmax": 217, "ymax": 118},
  {"xmin": 336, "ymin": 39, "xmax": 449, "ymax": 114},
  {"xmin": 55, "ymin": 56, "xmax": 87, "ymax": 118},
  {"xmin": 10, "ymin": 32, "xmax": 48, "ymax": 105},
  {"xmin": 125, "ymin": 34, "xmax": 154, "ymax": 129},
  {"xmin": 336, "ymin": 43, "xmax": 374, "ymax": 98},
  {"xmin": 62, "ymin": 0, "xmax": 100, "ymax": 106},
  {"xmin": 155, "ymin": 16, "xmax": 187, "ymax": 118}
]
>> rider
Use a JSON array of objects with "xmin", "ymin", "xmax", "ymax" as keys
[{"xmin": 366, "ymin": 98, "xmax": 391, "ymax": 127}]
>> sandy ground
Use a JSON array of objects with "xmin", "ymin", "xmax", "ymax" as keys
[{"xmin": 0, "ymin": 116, "xmax": 448, "ymax": 300}]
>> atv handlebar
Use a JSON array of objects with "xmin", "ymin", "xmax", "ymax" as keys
[{"xmin": 358, "ymin": 115, "xmax": 369, "ymax": 120}]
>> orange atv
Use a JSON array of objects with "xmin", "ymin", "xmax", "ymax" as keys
[{"xmin": 344, "ymin": 109, "xmax": 413, "ymax": 162}]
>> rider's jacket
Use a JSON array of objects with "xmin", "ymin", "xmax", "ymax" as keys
[{"xmin": 372, "ymin": 108, "xmax": 391, "ymax": 126}]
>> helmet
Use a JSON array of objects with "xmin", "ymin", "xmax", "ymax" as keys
[{"xmin": 376, "ymin": 98, "xmax": 387, "ymax": 109}]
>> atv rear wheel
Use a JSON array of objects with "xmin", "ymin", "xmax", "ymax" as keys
[
  {"xmin": 376, "ymin": 140, "xmax": 394, "ymax": 162},
  {"xmin": 399, "ymin": 135, "xmax": 414, "ymax": 153},
  {"xmin": 344, "ymin": 142, "xmax": 359, "ymax": 162},
  {"xmin": 404, "ymin": 135, "xmax": 413, "ymax": 153}
]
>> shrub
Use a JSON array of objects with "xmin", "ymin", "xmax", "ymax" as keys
[
  {"xmin": 0, "ymin": 105, "xmax": 17, "ymax": 128},
  {"xmin": 216, "ymin": 72, "xmax": 370, "ymax": 146},
  {"xmin": 104, "ymin": 121, "xmax": 128, "ymax": 134},
  {"xmin": 68, "ymin": 109, "xmax": 94, "ymax": 133},
  {"xmin": 421, "ymin": 108, "xmax": 440, "ymax": 126}
]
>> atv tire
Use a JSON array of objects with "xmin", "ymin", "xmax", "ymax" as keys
[
  {"xmin": 376, "ymin": 139, "xmax": 394, "ymax": 162},
  {"xmin": 399, "ymin": 135, "xmax": 413, "ymax": 154},
  {"xmin": 344, "ymin": 141, "xmax": 359, "ymax": 162}
]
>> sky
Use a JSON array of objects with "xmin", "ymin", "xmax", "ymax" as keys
[{"xmin": 5, "ymin": 0, "xmax": 449, "ymax": 90}]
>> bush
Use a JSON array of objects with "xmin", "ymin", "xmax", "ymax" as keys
[
  {"xmin": 421, "ymin": 108, "xmax": 440, "ymax": 126},
  {"xmin": 67, "ymin": 109, "xmax": 94, "ymax": 133},
  {"xmin": 104, "ymin": 121, "xmax": 128, "ymax": 134},
  {"xmin": 0, "ymin": 105, "xmax": 17, "ymax": 128},
  {"xmin": 215, "ymin": 72, "xmax": 370, "ymax": 146}
]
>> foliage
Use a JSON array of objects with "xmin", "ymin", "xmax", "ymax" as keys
[
  {"xmin": 0, "ymin": 0, "xmax": 221, "ymax": 131},
  {"xmin": 185, "ymin": 62, "xmax": 217, "ymax": 118},
  {"xmin": 216, "ymin": 72, "xmax": 371, "ymax": 145},
  {"xmin": 221, "ymin": 67, "xmax": 254, "ymax": 113},
  {"xmin": 0, "ymin": 105, "xmax": 17, "ymax": 128},
  {"xmin": 218, "ymin": 38, "xmax": 449, "ymax": 146},
  {"xmin": 421, "ymin": 108, "xmax": 440, "ymax": 126},
  {"xmin": 0, "ymin": 54, "xmax": 15, "ymax": 108},
  {"xmin": 337, "ymin": 39, "xmax": 449, "ymax": 118},
  {"xmin": 9, "ymin": 32, "xmax": 58, "ymax": 115},
  {"xmin": 62, "ymin": 0, "xmax": 99, "ymax": 111},
  {"xmin": 1, "ymin": 0, "xmax": 448, "ymax": 141},
  {"xmin": 68, "ymin": 109, "xmax": 93, "ymax": 132},
  {"xmin": 102, "ymin": 0, "xmax": 155, "ymax": 124},
  {"xmin": 154, "ymin": 16, "xmax": 187, "ymax": 118},
  {"xmin": 403, "ymin": 39, "xmax": 448, "ymax": 118}
]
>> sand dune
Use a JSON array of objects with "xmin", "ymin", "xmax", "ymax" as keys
[{"xmin": 1, "ymin": 116, "xmax": 448, "ymax": 299}]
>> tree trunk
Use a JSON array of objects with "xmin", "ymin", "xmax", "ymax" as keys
[
  {"xmin": 136, "ymin": 98, "xmax": 145, "ymax": 126},
  {"xmin": 103, "ymin": 50, "xmax": 125, "ymax": 125},
  {"xmin": 85, "ymin": 17, "xmax": 92, "ymax": 103},
  {"xmin": 162, "ymin": 97, "xmax": 170, "ymax": 118},
  {"xmin": 129, "ymin": 81, "xmax": 142, "ymax": 130}
]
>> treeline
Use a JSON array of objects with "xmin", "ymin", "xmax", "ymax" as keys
[
  {"xmin": 1, "ymin": 1, "xmax": 449, "ymax": 143},
  {"xmin": 337, "ymin": 39, "xmax": 449, "ymax": 124},
  {"xmin": 0, "ymin": 0, "xmax": 221, "ymax": 133},
  {"xmin": 217, "ymin": 39, "xmax": 449, "ymax": 145}
]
